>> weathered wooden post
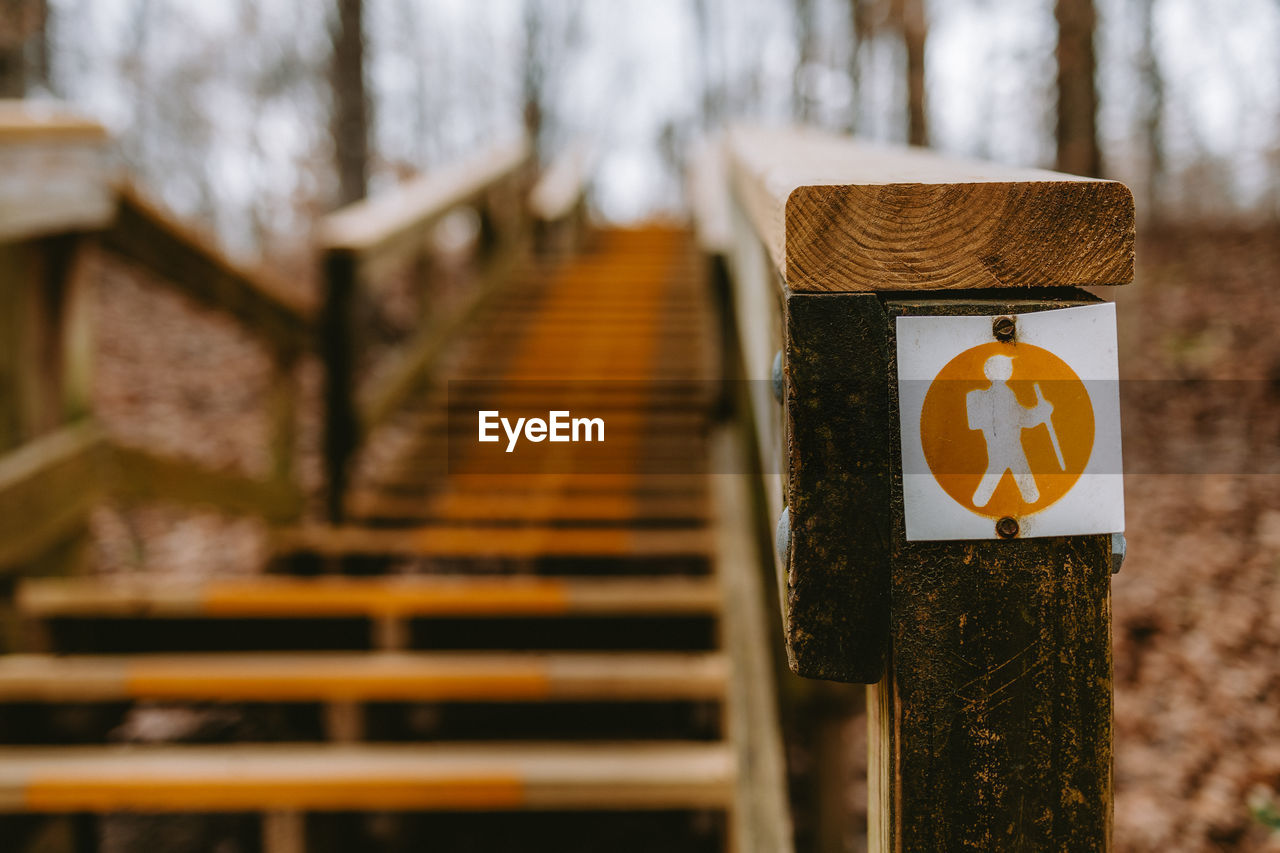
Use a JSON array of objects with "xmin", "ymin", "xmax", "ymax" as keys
[
  {"xmin": 318, "ymin": 140, "xmax": 532, "ymax": 522},
  {"xmin": 726, "ymin": 128, "xmax": 1133, "ymax": 851},
  {"xmin": 0, "ymin": 103, "xmax": 114, "ymax": 585},
  {"xmin": 0, "ymin": 103, "xmax": 113, "ymax": 451}
]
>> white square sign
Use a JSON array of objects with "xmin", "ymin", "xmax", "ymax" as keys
[{"xmin": 896, "ymin": 303, "xmax": 1123, "ymax": 541}]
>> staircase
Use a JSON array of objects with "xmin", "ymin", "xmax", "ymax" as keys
[{"xmin": 0, "ymin": 206, "xmax": 788, "ymax": 852}]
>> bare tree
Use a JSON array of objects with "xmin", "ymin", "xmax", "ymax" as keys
[
  {"xmin": 691, "ymin": 0, "xmax": 724, "ymax": 130},
  {"xmin": 793, "ymin": 0, "xmax": 819, "ymax": 123},
  {"xmin": 520, "ymin": 1, "xmax": 583, "ymax": 166},
  {"xmin": 0, "ymin": 0, "xmax": 49, "ymax": 97},
  {"xmin": 521, "ymin": 0, "xmax": 547, "ymax": 162},
  {"xmin": 330, "ymin": 0, "xmax": 370, "ymax": 206},
  {"xmin": 846, "ymin": 0, "xmax": 870, "ymax": 133},
  {"xmin": 1136, "ymin": 0, "xmax": 1164, "ymax": 219},
  {"xmin": 895, "ymin": 0, "xmax": 928, "ymax": 146},
  {"xmin": 1054, "ymin": 0, "xmax": 1102, "ymax": 176}
]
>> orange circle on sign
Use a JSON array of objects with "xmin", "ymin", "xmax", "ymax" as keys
[{"xmin": 920, "ymin": 341, "xmax": 1094, "ymax": 520}]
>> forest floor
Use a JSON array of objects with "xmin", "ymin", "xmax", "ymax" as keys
[
  {"xmin": 1106, "ymin": 226, "xmax": 1280, "ymax": 852},
  {"xmin": 89, "ymin": 226, "xmax": 1280, "ymax": 852}
]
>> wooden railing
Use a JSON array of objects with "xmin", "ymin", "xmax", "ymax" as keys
[
  {"xmin": 317, "ymin": 139, "xmax": 533, "ymax": 521},
  {"xmin": 0, "ymin": 102, "xmax": 590, "ymax": 573},
  {"xmin": 0, "ymin": 103, "xmax": 312, "ymax": 579},
  {"xmin": 704, "ymin": 124, "xmax": 1134, "ymax": 851}
]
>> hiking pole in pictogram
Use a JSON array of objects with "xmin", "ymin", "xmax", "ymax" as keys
[{"xmin": 1034, "ymin": 382, "xmax": 1066, "ymax": 470}]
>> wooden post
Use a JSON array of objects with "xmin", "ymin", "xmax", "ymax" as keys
[
  {"xmin": 316, "ymin": 139, "xmax": 531, "ymax": 522},
  {"xmin": 871, "ymin": 293, "xmax": 1114, "ymax": 851},
  {"xmin": 262, "ymin": 810, "xmax": 306, "ymax": 853},
  {"xmin": 725, "ymin": 127, "xmax": 1134, "ymax": 851},
  {"xmin": 320, "ymin": 249, "xmax": 358, "ymax": 523},
  {"xmin": 57, "ymin": 237, "xmax": 96, "ymax": 423},
  {"xmin": 268, "ymin": 344, "xmax": 300, "ymax": 494}
]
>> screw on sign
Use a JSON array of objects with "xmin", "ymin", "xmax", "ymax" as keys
[{"xmin": 896, "ymin": 303, "xmax": 1124, "ymax": 541}]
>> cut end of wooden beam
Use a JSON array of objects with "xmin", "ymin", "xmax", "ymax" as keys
[
  {"xmin": 0, "ymin": 101, "xmax": 109, "ymax": 141},
  {"xmin": 729, "ymin": 125, "xmax": 1135, "ymax": 292},
  {"xmin": 0, "ymin": 102, "xmax": 117, "ymax": 242}
]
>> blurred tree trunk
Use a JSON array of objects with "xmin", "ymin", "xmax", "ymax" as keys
[
  {"xmin": 793, "ymin": 0, "xmax": 818, "ymax": 123},
  {"xmin": 692, "ymin": 0, "xmax": 723, "ymax": 131},
  {"xmin": 330, "ymin": 0, "xmax": 369, "ymax": 206},
  {"xmin": 1054, "ymin": 0, "xmax": 1102, "ymax": 176},
  {"xmin": 0, "ymin": 0, "xmax": 49, "ymax": 97},
  {"xmin": 1137, "ymin": 0, "xmax": 1164, "ymax": 220},
  {"xmin": 899, "ymin": 0, "xmax": 927, "ymax": 146},
  {"xmin": 522, "ymin": 0, "xmax": 545, "ymax": 163},
  {"xmin": 846, "ymin": 0, "xmax": 869, "ymax": 133}
]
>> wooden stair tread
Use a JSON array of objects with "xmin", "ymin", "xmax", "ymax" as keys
[
  {"xmin": 349, "ymin": 491, "xmax": 708, "ymax": 523},
  {"xmin": 0, "ymin": 651, "xmax": 728, "ymax": 702},
  {"xmin": 0, "ymin": 741, "xmax": 735, "ymax": 812},
  {"xmin": 17, "ymin": 575, "xmax": 722, "ymax": 618},
  {"xmin": 271, "ymin": 525, "xmax": 712, "ymax": 559}
]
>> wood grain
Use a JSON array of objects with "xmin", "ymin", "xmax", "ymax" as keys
[{"xmin": 727, "ymin": 126, "xmax": 1134, "ymax": 292}]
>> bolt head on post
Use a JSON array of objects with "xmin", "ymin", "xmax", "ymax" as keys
[
  {"xmin": 1111, "ymin": 532, "xmax": 1126, "ymax": 574},
  {"xmin": 996, "ymin": 516, "xmax": 1020, "ymax": 538},
  {"xmin": 993, "ymin": 315, "xmax": 1017, "ymax": 342},
  {"xmin": 775, "ymin": 506, "xmax": 791, "ymax": 565},
  {"xmin": 771, "ymin": 350, "xmax": 784, "ymax": 403}
]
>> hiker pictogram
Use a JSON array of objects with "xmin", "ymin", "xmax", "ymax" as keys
[
  {"xmin": 919, "ymin": 341, "xmax": 1095, "ymax": 520},
  {"xmin": 966, "ymin": 354, "xmax": 1062, "ymax": 506}
]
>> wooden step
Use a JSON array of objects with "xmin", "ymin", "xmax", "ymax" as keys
[
  {"xmin": 349, "ymin": 491, "xmax": 708, "ymax": 524},
  {"xmin": 0, "ymin": 742, "xmax": 735, "ymax": 812},
  {"xmin": 271, "ymin": 525, "xmax": 712, "ymax": 560},
  {"xmin": 0, "ymin": 652, "xmax": 727, "ymax": 702},
  {"xmin": 17, "ymin": 575, "xmax": 722, "ymax": 619}
]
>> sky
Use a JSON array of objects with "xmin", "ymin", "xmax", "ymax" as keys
[{"xmin": 44, "ymin": 0, "xmax": 1280, "ymax": 255}]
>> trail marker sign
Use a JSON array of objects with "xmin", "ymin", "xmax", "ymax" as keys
[{"xmin": 896, "ymin": 302, "xmax": 1123, "ymax": 541}]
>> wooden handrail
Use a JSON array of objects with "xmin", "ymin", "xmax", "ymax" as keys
[
  {"xmin": 0, "ymin": 423, "xmax": 304, "ymax": 574},
  {"xmin": 106, "ymin": 444, "xmax": 304, "ymax": 523},
  {"xmin": 727, "ymin": 125, "xmax": 1134, "ymax": 292},
  {"xmin": 719, "ymin": 125, "xmax": 1132, "ymax": 850},
  {"xmin": 0, "ymin": 422, "xmax": 107, "ymax": 572},
  {"xmin": 528, "ymin": 140, "xmax": 592, "ymax": 223},
  {"xmin": 320, "ymin": 138, "xmax": 529, "ymax": 269},
  {"xmin": 687, "ymin": 137, "xmax": 733, "ymax": 255},
  {"xmin": 101, "ymin": 185, "xmax": 313, "ymax": 357},
  {"xmin": 712, "ymin": 429, "xmax": 794, "ymax": 853},
  {"xmin": 319, "ymin": 139, "xmax": 534, "ymax": 521}
]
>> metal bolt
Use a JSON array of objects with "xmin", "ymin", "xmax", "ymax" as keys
[
  {"xmin": 771, "ymin": 350, "xmax": 784, "ymax": 403},
  {"xmin": 993, "ymin": 315, "xmax": 1016, "ymax": 342},
  {"xmin": 775, "ymin": 506, "xmax": 791, "ymax": 564},
  {"xmin": 996, "ymin": 516, "xmax": 1019, "ymax": 538},
  {"xmin": 1110, "ymin": 532, "xmax": 1126, "ymax": 575}
]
